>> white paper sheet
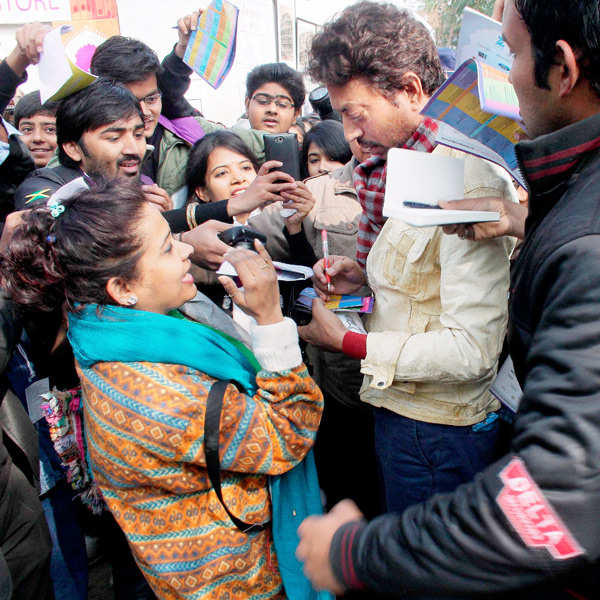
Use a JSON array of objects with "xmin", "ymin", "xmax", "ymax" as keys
[
  {"xmin": 383, "ymin": 148, "xmax": 499, "ymax": 227},
  {"xmin": 38, "ymin": 26, "xmax": 97, "ymax": 104}
]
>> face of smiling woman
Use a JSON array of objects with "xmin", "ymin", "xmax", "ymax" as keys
[
  {"xmin": 112, "ymin": 203, "xmax": 197, "ymax": 315},
  {"xmin": 194, "ymin": 146, "xmax": 258, "ymax": 203}
]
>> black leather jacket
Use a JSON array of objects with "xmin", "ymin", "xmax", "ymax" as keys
[{"xmin": 328, "ymin": 114, "xmax": 600, "ymax": 599}]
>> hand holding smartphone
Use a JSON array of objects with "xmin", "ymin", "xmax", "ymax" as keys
[{"xmin": 264, "ymin": 133, "xmax": 301, "ymax": 217}]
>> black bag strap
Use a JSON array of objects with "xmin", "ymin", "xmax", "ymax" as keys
[{"xmin": 204, "ymin": 379, "xmax": 269, "ymax": 533}]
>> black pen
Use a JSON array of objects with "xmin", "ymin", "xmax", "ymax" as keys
[{"xmin": 403, "ymin": 201, "xmax": 442, "ymax": 209}]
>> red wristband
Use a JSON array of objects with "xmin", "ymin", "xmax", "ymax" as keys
[{"xmin": 342, "ymin": 331, "xmax": 367, "ymax": 359}]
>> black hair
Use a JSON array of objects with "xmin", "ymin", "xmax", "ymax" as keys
[
  {"xmin": 301, "ymin": 120, "xmax": 352, "ymax": 178},
  {"xmin": 1, "ymin": 178, "xmax": 147, "ymax": 313},
  {"xmin": 90, "ymin": 36, "xmax": 161, "ymax": 83},
  {"xmin": 515, "ymin": 0, "xmax": 600, "ymax": 97},
  {"xmin": 308, "ymin": 2, "xmax": 445, "ymax": 98},
  {"xmin": 14, "ymin": 91, "xmax": 57, "ymax": 129},
  {"xmin": 185, "ymin": 130, "xmax": 259, "ymax": 199},
  {"xmin": 246, "ymin": 63, "xmax": 306, "ymax": 109},
  {"xmin": 56, "ymin": 79, "xmax": 143, "ymax": 169}
]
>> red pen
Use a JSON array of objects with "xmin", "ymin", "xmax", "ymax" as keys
[{"xmin": 321, "ymin": 229, "xmax": 332, "ymax": 293}]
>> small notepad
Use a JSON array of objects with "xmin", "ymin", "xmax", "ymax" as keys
[{"xmin": 383, "ymin": 148, "xmax": 499, "ymax": 227}]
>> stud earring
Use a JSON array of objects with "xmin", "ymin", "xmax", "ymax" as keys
[{"xmin": 124, "ymin": 295, "xmax": 138, "ymax": 306}]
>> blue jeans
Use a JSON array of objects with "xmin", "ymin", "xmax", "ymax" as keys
[{"xmin": 374, "ymin": 407, "xmax": 501, "ymax": 514}]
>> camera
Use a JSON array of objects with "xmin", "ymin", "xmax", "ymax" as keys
[
  {"xmin": 218, "ymin": 226, "xmax": 267, "ymax": 250},
  {"xmin": 309, "ymin": 86, "xmax": 341, "ymax": 122}
]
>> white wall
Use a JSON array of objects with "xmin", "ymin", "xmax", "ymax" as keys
[
  {"xmin": 0, "ymin": 0, "xmax": 278, "ymax": 126},
  {"xmin": 117, "ymin": 0, "xmax": 278, "ymax": 126}
]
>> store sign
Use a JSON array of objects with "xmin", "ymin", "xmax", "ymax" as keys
[{"xmin": 0, "ymin": 0, "xmax": 71, "ymax": 24}]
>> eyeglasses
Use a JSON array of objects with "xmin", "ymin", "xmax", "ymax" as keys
[
  {"xmin": 139, "ymin": 91, "xmax": 162, "ymax": 106},
  {"xmin": 251, "ymin": 93, "xmax": 295, "ymax": 110}
]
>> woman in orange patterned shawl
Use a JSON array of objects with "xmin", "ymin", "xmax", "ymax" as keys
[{"xmin": 3, "ymin": 178, "xmax": 325, "ymax": 599}]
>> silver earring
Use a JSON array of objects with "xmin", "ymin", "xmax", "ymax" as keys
[{"xmin": 125, "ymin": 295, "xmax": 138, "ymax": 306}]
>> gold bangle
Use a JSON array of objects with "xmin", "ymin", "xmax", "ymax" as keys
[{"xmin": 186, "ymin": 202, "xmax": 199, "ymax": 230}]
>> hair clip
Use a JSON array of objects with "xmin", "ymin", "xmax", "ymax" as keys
[
  {"xmin": 46, "ymin": 234, "xmax": 56, "ymax": 244},
  {"xmin": 44, "ymin": 177, "xmax": 89, "ymax": 220},
  {"xmin": 47, "ymin": 198, "xmax": 65, "ymax": 219}
]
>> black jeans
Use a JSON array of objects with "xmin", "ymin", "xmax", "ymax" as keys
[
  {"xmin": 100, "ymin": 511, "xmax": 157, "ymax": 600},
  {"xmin": 0, "ymin": 463, "xmax": 54, "ymax": 600}
]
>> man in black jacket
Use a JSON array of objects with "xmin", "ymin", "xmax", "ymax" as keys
[{"xmin": 296, "ymin": 1, "xmax": 600, "ymax": 598}]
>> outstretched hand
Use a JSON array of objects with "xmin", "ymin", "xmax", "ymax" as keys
[
  {"xmin": 218, "ymin": 239, "xmax": 283, "ymax": 325},
  {"xmin": 142, "ymin": 184, "xmax": 173, "ymax": 212},
  {"xmin": 181, "ymin": 220, "xmax": 231, "ymax": 270},
  {"xmin": 227, "ymin": 161, "xmax": 297, "ymax": 217},
  {"xmin": 280, "ymin": 181, "xmax": 316, "ymax": 234},
  {"xmin": 7, "ymin": 23, "xmax": 51, "ymax": 76},
  {"xmin": 297, "ymin": 298, "xmax": 347, "ymax": 352},
  {"xmin": 296, "ymin": 499, "xmax": 365, "ymax": 594},
  {"xmin": 174, "ymin": 8, "xmax": 204, "ymax": 58},
  {"xmin": 312, "ymin": 255, "xmax": 366, "ymax": 300},
  {"xmin": 440, "ymin": 196, "xmax": 527, "ymax": 241}
]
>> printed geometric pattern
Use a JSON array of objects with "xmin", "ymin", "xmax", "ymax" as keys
[{"xmin": 77, "ymin": 360, "xmax": 322, "ymax": 599}]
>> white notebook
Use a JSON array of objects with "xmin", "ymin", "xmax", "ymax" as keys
[{"xmin": 383, "ymin": 148, "xmax": 500, "ymax": 227}]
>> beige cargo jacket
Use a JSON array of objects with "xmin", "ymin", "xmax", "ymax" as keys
[{"xmin": 360, "ymin": 147, "xmax": 517, "ymax": 425}]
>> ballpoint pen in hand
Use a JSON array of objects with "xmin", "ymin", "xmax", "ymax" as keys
[{"xmin": 321, "ymin": 229, "xmax": 332, "ymax": 293}]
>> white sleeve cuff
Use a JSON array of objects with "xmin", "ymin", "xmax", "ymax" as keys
[{"xmin": 250, "ymin": 317, "xmax": 302, "ymax": 372}]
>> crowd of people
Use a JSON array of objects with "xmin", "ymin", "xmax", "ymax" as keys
[{"xmin": 0, "ymin": 0, "xmax": 598, "ymax": 599}]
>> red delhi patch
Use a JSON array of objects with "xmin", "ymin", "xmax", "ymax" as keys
[{"xmin": 497, "ymin": 458, "xmax": 584, "ymax": 560}]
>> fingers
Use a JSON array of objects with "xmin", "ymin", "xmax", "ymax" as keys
[
  {"xmin": 280, "ymin": 185, "xmax": 314, "ymax": 203},
  {"xmin": 253, "ymin": 239, "xmax": 274, "ymax": 266},
  {"xmin": 270, "ymin": 181, "xmax": 298, "ymax": 194},
  {"xmin": 326, "ymin": 256, "xmax": 351, "ymax": 278},
  {"xmin": 330, "ymin": 498, "xmax": 364, "ymax": 520},
  {"xmin": 188, "ymin": 10, "xmax": 200, "ymax": 31},
  {"xmin": 514, "ymin": 129, "xmax": 530, "ymax": 142},
  {"xmin": 204, "ymin": 219, "xmax": 231, "ymax": 233},
  {"xmin": 178, "ymin": 10, "xmax": 200, "ymax": 35},
  {"xmin": 176, "ymin": 17, "xmax": 188, "ymax": 37},
  {"xmin": 258, "ymin": 160, "xmax": 282, "ymax": 175},
  {"xmin": 218, "ymin": 276, "xmax": 243, "ymax": 304},
  {"xmin": 442, "ymin": 224, "xmax": 460, "ymax": 235},
  {"xmin": 15, "ymin": 23, "xmax": 50, "ymax": 64},
  {"xmin": 439, "ymin": 196, "xmax": 502, "ymax": 212},
  {"xmin": 312, "ymin": 258, "xmax": 327, "ymax": 283},
  {"xmin": 224, "ymin": 247, "xmax": 274, "ymax": 282},
  {"xmin": 264, "ymin": 170, "xmax": 296, "ymax": 185},
  {"xmin": 297, "ymin": 515, "xmax": 320, "ymax": 542},
  {"xmin": 142, "ymin": 185, "xmax": 172, "ymax": 211}
]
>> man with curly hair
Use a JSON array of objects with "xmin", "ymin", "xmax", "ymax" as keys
[
  {"xmin": 299, "ymin": 0, "xmax": 517, "ymax": 523},
  {"xmin": 298, "ymin": 0, "xmax": 600, "ymax": 597}
]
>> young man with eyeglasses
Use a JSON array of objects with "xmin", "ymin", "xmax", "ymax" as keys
[{"xmin": 244, "ymin": 62, "xmax": 305, "ymax": 133}]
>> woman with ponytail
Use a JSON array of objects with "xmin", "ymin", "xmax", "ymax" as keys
[{"xmin": 2, "ymin": 178, "xmax": 326, "ymax": 600}]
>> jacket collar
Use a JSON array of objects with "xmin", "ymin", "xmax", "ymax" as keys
[{"xmin": 516, "ymin": 112, "xmax": 600, "ymax": 199}]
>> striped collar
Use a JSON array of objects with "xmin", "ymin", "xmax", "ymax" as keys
[{"xmin": 516, "ymin": 112, "xmax": 600, "ymax": 198}]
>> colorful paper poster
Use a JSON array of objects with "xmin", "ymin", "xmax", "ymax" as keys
[
  {"xmin": 183, "ymin": 0, "xmax": 239, "ymax": 89},
  {"xmin": 421, "ymin": 58, "xmax": 526, "ymax": 187},
  {"xmin": 38, "ymin": 25, "xmax": 97, "ymax": 103}
]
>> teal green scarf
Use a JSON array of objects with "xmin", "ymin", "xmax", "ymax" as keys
[{"xmin": 68, "ymin": 304, "xmax": 330, "ymax": 600}]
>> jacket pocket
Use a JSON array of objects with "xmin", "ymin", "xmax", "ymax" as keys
[{"xmin": 380, "ymin": 226, "xmax": 438, "ymax": 300}]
